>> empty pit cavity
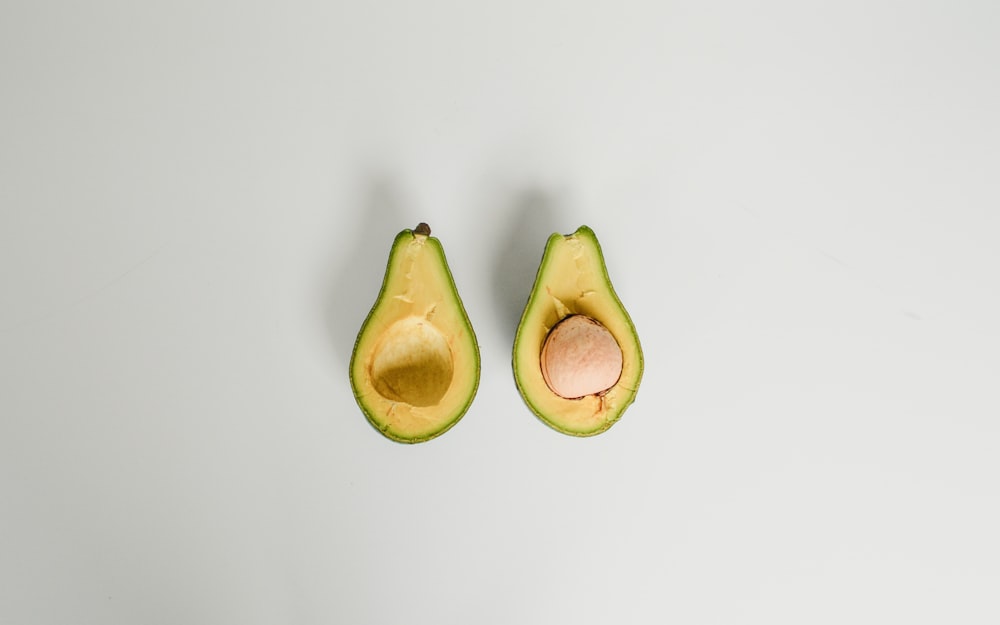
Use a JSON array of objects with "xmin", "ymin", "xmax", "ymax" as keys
[{"xmin": 370, "ymin": 317, "xmax": 454, "ymax": 407}]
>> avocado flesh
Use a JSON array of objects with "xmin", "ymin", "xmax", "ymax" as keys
[
  {"xmin": 513, "ymin": 226, "xmax": 643, "ymax": 436},
  {"xmin": 350, "ymin": 226, "xmax": 480, "ymax": 443}
]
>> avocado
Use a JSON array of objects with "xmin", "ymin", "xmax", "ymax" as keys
[
  {"xmin": 512, "ymin": 226, "xmax": 643, "ymax": 436},
  {"xmin": 350, "ymin": 223, "xmax": 480, "ymax": 443}
]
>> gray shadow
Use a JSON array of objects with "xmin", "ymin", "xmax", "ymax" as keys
[
  {"xmin": 324, "ymin": 177, "xmax": 406, "ymax": 365},
  {"xmin": 491, "ymin": 189, "xmax": 563, "ymax": 339}
]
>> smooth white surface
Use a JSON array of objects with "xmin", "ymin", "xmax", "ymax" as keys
[{"xmin": 2, "ymin": 1, "xmax": 999, "ymax": 623}]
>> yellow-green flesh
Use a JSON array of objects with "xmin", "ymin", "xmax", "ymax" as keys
[
  {"xmin": 513, "ymin": 226, "xmax": 642, "ymax": 436},
  {"xmin": 350, "ymin": 229, "xmax": 479, "ymax": 443}
]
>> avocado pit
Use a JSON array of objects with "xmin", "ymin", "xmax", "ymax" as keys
[{"xmin": 540, "ymin": 315, "xmax": 623, "ymax": 400}]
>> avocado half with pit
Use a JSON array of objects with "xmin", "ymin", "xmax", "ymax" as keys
[
  {"xmin": 513, "ymin": 226, "xmax": 643, "ymax": 436},
  {"xmin": 350, "ymin": 223, "xmax": 480, "ymax": 443}
]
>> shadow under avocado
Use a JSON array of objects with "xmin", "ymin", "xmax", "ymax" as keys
[
  {"xmin": 491, "ymin": 189, "xmax": 564, "ymax": 341},
  {"xmin": 324, "ymin": 178, "xmax": 406, "ymax": 366}
]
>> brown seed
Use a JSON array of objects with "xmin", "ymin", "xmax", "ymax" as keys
[{"xmin": 540, "ymin": 315, "xmax": 623, "ymax": 399}]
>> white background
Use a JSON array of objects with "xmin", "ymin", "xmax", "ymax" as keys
[{"xmin": 2, "ymin": 1, "xmax": 999, "ymax": 623}]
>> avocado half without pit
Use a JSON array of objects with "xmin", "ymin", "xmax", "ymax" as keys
[
  {"xmin": 350, "ymin": 223, "xmax": 480, "ymax": 443},
  {"xmin": 513, "ymin": 226, "xmax": 643, "ymax": 436}
]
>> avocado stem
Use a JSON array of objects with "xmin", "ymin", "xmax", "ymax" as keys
[{"xmin": 414, "ymin": 223, "xmax": 431, "ymax": 236}]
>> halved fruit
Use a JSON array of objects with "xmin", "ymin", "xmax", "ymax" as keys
[
  {"xmin": 350, "ymin": 223, "xmax": 480, "ymax": 443},
  {"xmin": 513, "ymin": 226, "xmax": 643, "ymax": 436}
]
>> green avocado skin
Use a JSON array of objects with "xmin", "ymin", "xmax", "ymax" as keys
[
  {"xmin": 512, "ymin": 226, "xmax": 643, "ymax": 437},
  {"xmin": 350, "ymin": 226, "xmax": 481, "ymax": 444}
]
